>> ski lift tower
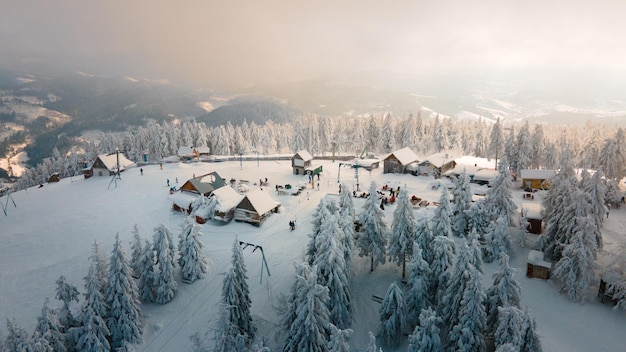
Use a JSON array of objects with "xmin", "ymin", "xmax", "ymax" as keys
[
  {"xmin": 108, "ymin": 149, "xmax": 122, "ymax": 189},
  {"xmin": 1, "ymin": 186, "xmax": 17, "ymax": 216}
]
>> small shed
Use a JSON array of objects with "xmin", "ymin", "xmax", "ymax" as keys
[
  {"xmin": 292, "ymin": 150, "xmax": 313, "ymax": 175},
  {"xmin": 86, "ymin": 152, "xmax": 136, "ymax": 178},
  {"xmin": 234, "ymin": 189, "xmax": 281, "ymax": 226},
  {"xmin": 48, "ymin": 173, "xmax": 61, "ymax": 183},
  {"xmin": 196, "ymin": 146, "xmax": 211, "ymax": 160},
  {"xmin": 527, "ymin": 250, "xmax": 552, "ymax": 279},
  {"xmin": 180, "ymin": 172, "xmax": 226, "ymax": 197},
  {"xmin": 598, "ymin": 271, "xmax": 623, "ymax": 305},
  {"xmin": 521, "ymin": 202, "xmax": 543, "ymax": 234},
  {"xmin": 383, "ymin": 147, "xmax": 419, "ymax": 174},
  {"xmin": 355, "ymin": 158, "xmax": 380, "ymax": 171},
  {"xmin": 520, "ymin": 169, "xmax": 556, "ymax": 190},
  {"xmin": 171, "ymin": 191, "xmax": 197, "ymax": 214},
  {"xmin": 178, "ymin": 146, "xmax": 196, "ymax": 161}
]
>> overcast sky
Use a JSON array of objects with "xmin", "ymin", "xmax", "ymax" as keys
[{"xmin": 1, "ymin": 0, "xmax": 625, "ymax": 87}]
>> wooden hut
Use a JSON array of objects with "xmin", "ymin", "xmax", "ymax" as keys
[
  {"xmin": 292, "ymin": 150, "xmax": 313, "ymax": 175},
  {"xmin": 211, "ymin": 185, "xmax": 244, "ymax": 222},
  {"xmin": 526, "ymin": 250, "xmax": 552, "ymax": 279},
  {"xmin": 180, "ymin": 172, "xmax": 226, "ymax": 197},
  {"xmin": 418, "ymin": 153, "xmax": 457, "ymax": 177},
  {"xmin": 85, "ymin": 152, "xmax": 135, "ymax": 178},
  {"xmin": 521, "ymin": 202, "xmax": 543, "ymax": 234},
  {"xmin": 234, "ymin": 189, "xmax": 281, "ymax": 226},
  {"xmin": 383, "ymin": 147, "xmax": 419, "ymax": 174},
  {"xmin": 520, "ymin": 169, "xmax": 556, "ymax": 190}
]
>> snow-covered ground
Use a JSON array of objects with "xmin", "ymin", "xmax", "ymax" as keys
[{"xmin": 1, "ymin": 159, "xmax": 625, "ymax": 351}]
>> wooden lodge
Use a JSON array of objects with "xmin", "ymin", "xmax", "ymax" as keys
[
  {"xmin": 234, "ymin": 189, "xmax": 281, "ymax": 226},
  {"xmin": 180, "ymin": 172, "xmax": 226, "ymax": 197},
  {"xmin": 292, "ymin": 150, "xmax": 323, "ymax": 176},
  {"xmin": 84, "ymin": 152, "xmax": 136, "ymax": 178},
  {"xmin": 520, "ymin": 169, "xmax": 556, "ymax": 190},
  {"xmin": 383, "ymin": 147, "xmax": 419, "ymax": 174},
  {"xmin": 521, "ymin": 202, "xmax": 543, "ymax": 234}
]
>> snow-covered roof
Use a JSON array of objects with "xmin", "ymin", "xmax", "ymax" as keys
[
  {"xmin": 473, "ymin": 168, "xmax": 499, "ymax": 182},
  {"xmin": 421, "ymin": 152, "xmax": 455, "ymax": 168},
  {"xmin": 196, "ymin": 146, "xmax": 211, "ymax": 154},
  {"xmin": 521, "ymin": 202, "xmax": 542, "ymax": 219},
  {"xmin": 293, "ymin": 150, "xmax": 313, "ymax": 162},
  {"xmin": 355, "ymin": 158, "xmax": 380, "ymax": 167},
  {"xmin": 527, "ymin": 250, "xmax": 551, "ymax": 268},
  {"xmin": 212, "ymin": 185, "xmax": 244, "ymax": 212},
  {"xmin": 444, "ymin": 163, "xmax": 482, "ymax": 176},
  {"xmin": 454, "ymin": 155, "xmax": 494, "ymax": 169},
  {"xmin": 171, "ymin": 192, "xmax": 197, "ymax": 208},
  {"xmin": 96, "ymin": 153, "xmax": 135, "ymax": 172},
  {"xmin": 386, "ymin": 147, "xmax": 419, "ymax": 166},
  {"xmin": 520, "ymin": 169, "xmax": 556, "ymax": 180},
  {"xmin": 241, "ymin": 189, "xmax": 281, "ymax": 215},
  {"xmin": 178, "ymin": 146, "xmax": 195, "ymax": 157}
]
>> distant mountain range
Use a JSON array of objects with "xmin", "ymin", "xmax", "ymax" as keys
[{"xmin": 2, "ymin": 64, "xmax": 626, "ymax": 176}]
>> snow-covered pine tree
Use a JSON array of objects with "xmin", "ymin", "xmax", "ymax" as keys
[
  {"xmin": 430, "ymin": 235, "xmax": 456, "ymax": 308},
  {"xmin": 494, "ymin": 306, "xmax": 524, "ymax": 351},
  {"xmin": 129, "ymin": 224, "xmax": 142, "ymax": 279},
  {"xmin": 485, "ymin": 253, "xmax": 521, "ymax": 335},
  {"xmin": 357, "ymin": 181, "xmax": 388, "ymax": 272},
  {"xmin": 467, "ymin": 228, "xmax": 484, "ymax": 274},
  {"xmin": 178, "ymin": 219, "xmax": 208, "ymax": 283},
  {"xmin": 446, "ymin": 264, "xmax": 486, "ymax": 352},
  {"xmin": 314, "ymin": 213, "xmax": 352, "ymax": 329},
  {"xmin": 405, "ymin": 246, "xmax": 432, "ymax": 328},
  {"xmin": 5, "ymin": 318, "xmax": 31, "ymax": 352},
  {"xmin": 584, "ymin": 169, "xmax": 607, "ymax": 247},
  {"xmin": 153, "ymin": 224, "xmax": 177, "ymax": 304},
  {"xmin": 414, "ymin": 217, "xmax": 434, "ymax": 265},
  {"xmin": 137, "ymin": 239, "xmax": 156, "ymax": 303},
  {"xmin": 338, "ymin": 184, "xmax": 356, "ymax": 265},
  {"xmin": 307, "ymin": 198, "xmax": 330, "ymax": 265},
  {"xmin": 282, "ymin": 263, "xmax": 331, "ymax": 352},
  {"xmin": 407, "ymin": 308, "xmax": 442, "ymax": 352},
  {"xmin": 484, "ymin": 156, "xmax": 517, "ymax": 225},
  {"xmin": 31, "ymin": 328, "xmax": 54, "ymax": 351},
  {"xmin": 55, "ymin": 275, "xmax": 79, "ymax": 333},
  {"xmin": 106, "ymin": 233, "xmax": 143, "ymax": 349},
  {"xmin": 34, "ymin": 298, "xmax": 66, "ymax": 352},
  {"xmin": 213, "ymin": 301, "xmax": 245, "ymax": 352},
  {"xmin": 514, "ymin": 120, "xmax": 533, "ymax": 175},
  {"xmin": 70, "ymin": 254, "xmax": 111, "ymax": 352},
  {"xmin": 520, "ymin": 307, "xmax": 543, "ymax": 352},
  {"xmin": 552, "ymin": 215, "xmax": 598, "ymax": 302},
  {"xmin": 328, "ymin": 325, "xmax": 352, "ymax": 352},
  {"xmin": 377, "ymin": 282, "xmax": 407, "ymax": 348},
  {"xmin": 483, "ymin": 216, "xmax": 513, "ymax": 263},
  {"xmin": 221, "ymin": 239, "xmax": 256, "ymax": 344},
  {"xmin": 488, "ymin": 117, "xmax": 505, "ymax": 168},
  {"xmin": 597, "ymin": 136, "xmax": 625, "ymax": 181},
  {"xmin": 431, "ymin": 187, "xmax": 453, "ymax": 238},
  {"xmin": 440, "ymin": 242, "xmax": 474, "ymax": 329},
  {"xmin": 388, "ymin": 188, "xmax": 416, "ymax": 278},
  {"xmin": 365, "ymin": 331, "xmax": 378, "ymax": 352},
  {"xmin": 451, "ymin": 171, "xmax": 472, "ymax": 237}
]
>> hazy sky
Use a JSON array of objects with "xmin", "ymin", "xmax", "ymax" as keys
[{"xmin": 2, "ymin": 0, "xmax": 626, "ymax": 87}]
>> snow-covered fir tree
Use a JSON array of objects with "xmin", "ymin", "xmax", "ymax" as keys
[
  {"xmin": 357, "ymin": 181, "xmax": 388, "ymax": 272},
  {"xmin": 483, "ymin": 216, "xmax": 513, "ymax": 263},
  {"xmin": 5, "ymin": 318, "xmax": 32, "ymax": 352},
  {"xmin": 520, "ymin": 307, "xmax": 543, "ymax": 352},
  {"xmin": 313, "ymin": 212, "xmax": 352, "ymax": 329},
  {"xmin": 153, "ymin": 223, "xmax": 177, "ymax": 304},
  {"xmin": 34, "ymin": 298, "xmax": 66, "ymax": 352},
  {"xmin": 377, "ymin": 282, "xmax": 407, "ymax": 348},
  {"xmin": 430, "ymin": 235, "xmax": 456, "ymax": 308},
  {"xmin": 465, "ymin": 200, "xmax": 491, "ymax": 239},
  {"xmin": 388, "ymin": 188, "xmax": 416, "ymax": 278},
  {"xmin": 366, "ymin": 331, "xmax": 378, "ymax": 352},
  {"xmin": 54, "ymin": 275, "xmax": 79, "ymax": 333},
  {"xmin": 106, "ymin": 233, "xmax": 143, "ymax": 349},
  {"xmin": 485, "ymin": 253, "xmax": 521, "ymax": 335},
  {"xmin": 338, "ymin": 183, "xmax": 356, "ymax": 264},
  {"xmin": 328, "ymin": 325, "xmax": 352, "ymax": 352},
  {"xmin": 513, "ymin": 120, "xmax": 533, "ymax": 175},
  {"xmin": 408, "ymin": 308, "xmax": 442, "ymax": 352},
  {"xmin": 483, "ymin": 156, "xmax": 517, "ymax": 225},
  {"xmin": 405, "ymin": 246, "xmax": 432, "ymax": 328},
  {"xmin": 414, "ymin": 217, "xmax": 435, "ymax": 265},
  {"xmin": 178, "ymin": 219, "xmax": 208, "ymax": 283},
  {"xmin": 552, "ymin": 215, "xmax": 598, "ymax": 302},
  {"xmin": 451, "ymin": 171, "xmax": 473, "ymax": 237},
  {"xmin": 129, "ymin": 224, "xmax": 143, "ymax": 279},
  {"xmin": 431, "ymin": 187, "xmax": 453, "ymax": 238},
  {"xmin": 213, "ymin": 302, "xmax": 247, "ymax": 352},
  {"xmin": 440, "ymin": 242, "xmax": 474, "ymax": 328},
  {"xmin": 446, "ymin": 264, "xmax": 486, "ymax": 352},
  {"xmin": 307, "ymin": 198, "xmax": 330, "ymax": 265},
  {"xmin": 282, "ymin": 263, "xmax": 331, "ymax": 352},
  {"xmin": 494, "ymin": 306, "xmax": 524, "ymax": 351},
  {"xmin": 488, "ymin": 117, "xmax": 505, "ymax": 168},
  {"xmin": 137, "ymin": 239, "xmax": 156, "ymax": 303},
  {"xmin": 467, "ymin": 228, "xmax": 484, "ymax": 274},
  {"xmin": 69, "ymin": 254, "xmax": 111, "ymax": 352},
  {"xmin": 583, "ymin": 169, "xmax": 607, "ymax": 247}
]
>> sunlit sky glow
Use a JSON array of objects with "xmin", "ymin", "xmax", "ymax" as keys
[{"xmin": 1, "ymin": 0, "xmax": 625, "ymax": 87}]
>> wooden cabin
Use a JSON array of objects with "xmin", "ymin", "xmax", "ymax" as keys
[
  {"xmin": 292, "ymin": 150, "xmax": 313, "ymax": 175},
  {"xmin": 521, "ymin": 202, "xmax": 543, "ymax": 234},
  {"xmin": 520, "ymin": 169, "xmax": 556, "ymax": 190},
  {"xmin": 47, "ymin": 173, "xmax": 60, "ymax": 183},
  {"xmin": 383, "ymin": 147, "xmax": 419, "ymax": 174},
  {"xmin": 178, "ymin": 146, "xmax": 196, "ymax": 161},
  {"xmin": 234, "ymin": 189, "xmax": 281, "ymax": 226},
  {"xmin": 527, "ymin": 250, "xmax": 552, "ymax": 279},
  {"xmin": 84, "ymin": 152, "xmax": 136, "ymax": 178},
  {"xmin": 211, "ymin": 185, "xmax": 244, "ymax": 222},
  {"xmin": 417, "ymin": 153, "xmax": 457, "ymax": 178},
  {"xmin": 180, "ymin": 172, "xmax": 226, "ymax": 197}
]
